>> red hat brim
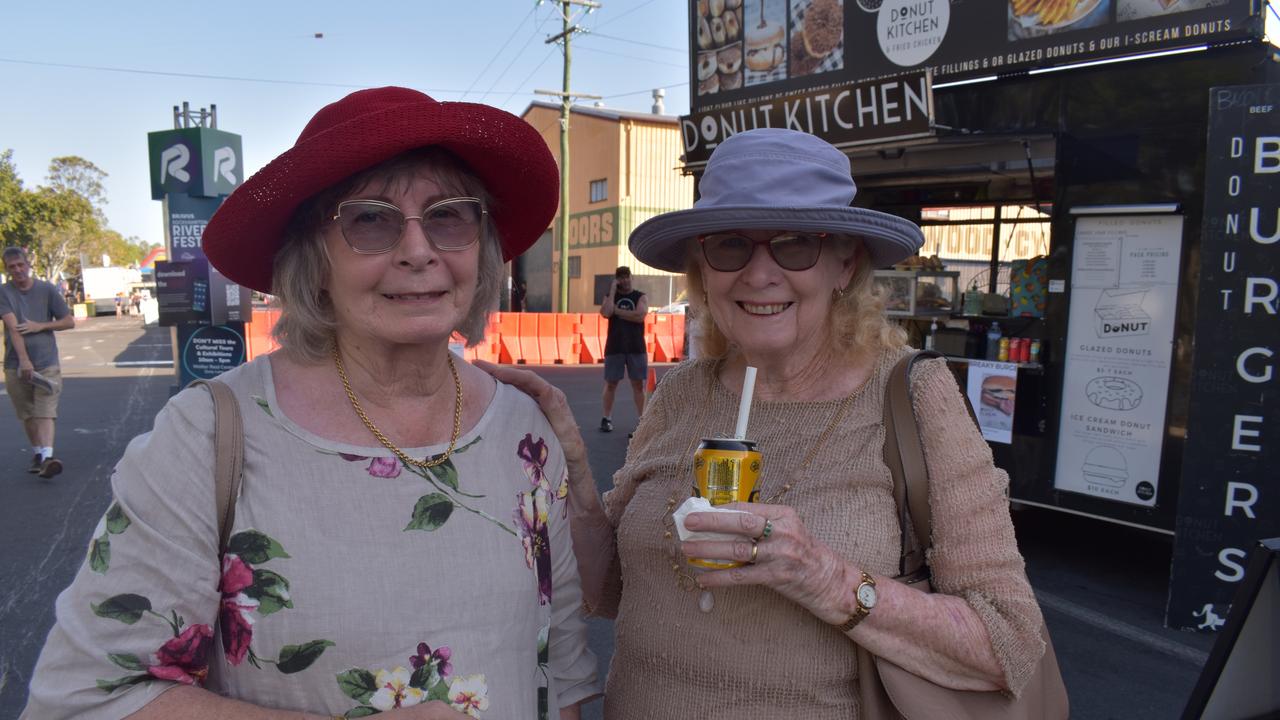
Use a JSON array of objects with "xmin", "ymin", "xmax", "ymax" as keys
[{"xmin": 202, "ymin": 88, "xmax": 558, "ymax": 293}]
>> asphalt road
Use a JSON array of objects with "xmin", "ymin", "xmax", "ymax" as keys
[{"xmin": 0, "ymin": 321, "xmax": 1217, "ymax": 719}]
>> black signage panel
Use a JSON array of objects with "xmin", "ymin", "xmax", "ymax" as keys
[
  {"xmin": 177, "ymin": 322, "xmax": 246, "ymax": 387},
  {"xmin": 1168, "ymin": 84, "xmax": 1279, "ymax": 631},
  {"xmin": 682, "ymin": 71, "xmax": 933, "ymax": 165},
  {"xmin": 689, "ymin": 0, "xmax": 1259, "ymax": 114},
  {"xmin": 209, "ymin": 266, "xmax": 252, "ymax": 325},
  {"xmin": 155, "ymin": 259, "xmax": 210, "ymax": 326},
  {"xmin": 165, "ymin": 194, "xmax": 222, "ymax": 263}
]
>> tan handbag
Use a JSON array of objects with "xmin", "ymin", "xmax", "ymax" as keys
[
  {"xmin": 856, "ymin": 350, "xmax": 1069, "ymax": 719},
  {"xmin": 190, "ymin": 379, "xmax": 244, "ymax": 554}
]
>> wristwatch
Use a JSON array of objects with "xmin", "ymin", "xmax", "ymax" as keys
[{"xmin": 835, "ymin": 571, "xmax": 877, "ymax": 632}]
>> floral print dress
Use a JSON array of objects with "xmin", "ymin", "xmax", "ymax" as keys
[{"xmin": 22, "ymin": 355, "xmax": 600, "ymax": 719}]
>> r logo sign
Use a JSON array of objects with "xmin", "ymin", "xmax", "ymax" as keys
[
  {"xmin": 160, "ymin": 144, "xmax": 191, "ymax": 184},
  {"xmin": 213, "ymin": 146, "xmax": 238, "ymax": 186}
]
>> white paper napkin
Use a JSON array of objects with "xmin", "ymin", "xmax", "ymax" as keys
[{"xmin": 673, "ymin": 496, "xmax": 750, "ymax": 542}]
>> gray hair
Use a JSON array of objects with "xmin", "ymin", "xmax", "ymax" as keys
[
  {"xmin": 685, "ymin": 236, "xmax": 905, "ymax": 361},
  {"xmin": 3, "ymin": 246, "xmax": 28, "ymax": 263},
  {"xmin": 270, "ymin": 147, "xmax": 504, "ymax": 364}
]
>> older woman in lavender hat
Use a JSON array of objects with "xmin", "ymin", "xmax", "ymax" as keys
[
  {"xmin": 488, "ymin": 128, "xmax": 1046, "ymax": 718},
  {"xmin": 23, "ymin": 88, "xmax": 599, "ymax": 720}
]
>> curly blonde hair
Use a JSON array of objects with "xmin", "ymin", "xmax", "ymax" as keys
[
  {"xmin": 685, "ymin": 236, "xmax": 905, "ymax": 361},
  {"xmin": 270, "ymin": 147, "xmax": 504, "ymax": 364}
]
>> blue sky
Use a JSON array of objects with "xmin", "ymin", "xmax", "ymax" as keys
[
  {"xmin": 0, "ymin": 0, "xmax": 690, "ymax": 250},
  {"xmin": 2, "ymin": 2, "xmax": 1276, "ymax": 254}
]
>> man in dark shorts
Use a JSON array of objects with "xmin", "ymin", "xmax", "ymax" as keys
[
  {"xmin": 599, "ymin": 266, "xmax": 648, "ymax": 432},
  {"xmin": 0, "ymin": 247, "xmax": 75, "ymax": 478}
]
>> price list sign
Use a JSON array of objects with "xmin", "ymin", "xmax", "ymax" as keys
[{"xmin": 1169, "ymin": 85, "xmax": 1279, "ymax": 631}]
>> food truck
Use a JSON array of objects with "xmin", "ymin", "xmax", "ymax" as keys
[{"xmin": 681, "ymin": 0, "xmax": 1277, "ymax": 629}]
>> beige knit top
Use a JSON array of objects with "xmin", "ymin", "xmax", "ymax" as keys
[{"xmin": 588, "ymin": 349, "xmax": 1044, "ymax": 719}]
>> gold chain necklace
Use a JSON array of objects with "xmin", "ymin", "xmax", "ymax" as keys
[{"xmin": 332, "ymin": 342, "xmax": 463, "ymax": 470}]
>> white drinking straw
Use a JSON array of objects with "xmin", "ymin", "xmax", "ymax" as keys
[{"xmin": 734, "ymin": 366, "xmax": 758, "ymax": 440}]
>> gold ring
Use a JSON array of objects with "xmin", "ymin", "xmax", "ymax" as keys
[
  {"xmin": 761, "ymin": 519, "xmax": 773, "ymax": 539},
  {"xmin": 749, "ymin": 540, "xmax": 759, "ymax": 564}
]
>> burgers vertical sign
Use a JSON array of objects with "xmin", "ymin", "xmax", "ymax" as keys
[{"xmin": 1168, "ymin": 85, "xmax": 1279, "ymax": 632}]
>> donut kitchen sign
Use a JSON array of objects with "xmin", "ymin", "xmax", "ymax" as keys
[
  {"xmin": 687, "ymin": 0, "xmax": 1259, "ymax": 123},
  {"xmin": 680, "ymin": 71, "xmax": 933, "ymax": 165},
  {"xmin": 1168, "ymin": 84, "xmax": 1279, "ymax": 632}
]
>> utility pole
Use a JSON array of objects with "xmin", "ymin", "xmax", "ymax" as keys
[{"xmin": 536, "ymin": 0, "xmax": 600, "ymax": 312}]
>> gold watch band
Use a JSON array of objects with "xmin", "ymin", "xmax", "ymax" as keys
[{"xmin": 835, "ymin": 571, "xmax": 876, "ymax": 633}]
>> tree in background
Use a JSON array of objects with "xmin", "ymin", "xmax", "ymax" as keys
[{"xmin": 0, "ymin": 150, "xmax": 152, "ymax": 282}]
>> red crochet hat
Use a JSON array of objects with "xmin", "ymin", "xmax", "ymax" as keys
[{"xmin": 202, "ymin": 87, "xmax": 559, "ymax": 293}]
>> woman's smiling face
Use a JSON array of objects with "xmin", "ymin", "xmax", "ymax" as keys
[
  {"xmin": 322, "ymin": 166, "xmax": 482, "ymax": 349},
  {"xmin": 698, "ymin": 229, "xmax": 857, "ymax": 364}
]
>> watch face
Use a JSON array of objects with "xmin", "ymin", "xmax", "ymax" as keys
[{"xmin": 857, "ymin": 583, "xmax": 878, "ymax": 609}]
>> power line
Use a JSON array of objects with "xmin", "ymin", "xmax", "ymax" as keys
[
  {"xmin": 499, "ymin": 49, "xmax": 559, "ymax": 107},
  {"xmin": 593, "ymin": 0, "xmax": 661, "ymax": 29},
  {"xmin": 0, "ymin": 57, "xmax": 390, "ymax": 91},
  {"xmin": 460, "ymin": 3, "xmax": 539, "ymax": 100},
  {"xmin": 603, "ymin": 81, "xmax": 688, "ymax": 99},
  {"xmin": 585, "ymin": 31, "xmax": 685, "ymax": 53},
  {"xmin": 477, "ymin": 6, "xmax": 557, "ymax": 102},
  {"xmin": 573, "ymin": 43, "xmax": 687, "ymax": 68}
]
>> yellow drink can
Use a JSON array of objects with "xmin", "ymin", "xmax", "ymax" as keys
[{"xmin": 689, "ymin": 438, "xmax": 762, "ymax": 569}]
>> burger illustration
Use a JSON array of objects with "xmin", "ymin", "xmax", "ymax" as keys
[
  {"xmin": 979, "ymin": 374, "xmax": 1015, "ymax": 416},
  {"xmin": 1082, "ymin": 446, "xmax": 1128, "ymax": 488},
  {"xmin": 745, "ymin": 19, "xmax": 785, "ymax": 72}
]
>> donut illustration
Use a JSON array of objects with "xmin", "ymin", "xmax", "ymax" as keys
[{"xmin": 1085, "ymin": 377, "xmax": 1143, "ymax": 411}]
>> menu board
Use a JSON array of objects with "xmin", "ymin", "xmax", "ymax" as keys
[
  {"xmin": 689, "ymin": 0, "xmax": 1258, "ymax": 112},
  {"xmin": 1053, "ymin": 214, "xmax": 1183, "ymax": 506}
]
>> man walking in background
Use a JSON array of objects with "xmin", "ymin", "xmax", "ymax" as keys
[
  {"xmin": 599, "ymin": 266, "xmax": 647, "ymax": 433},
  {"xmin": 0, "ymin": 247, "xmax": 74, "ymax": 478}
]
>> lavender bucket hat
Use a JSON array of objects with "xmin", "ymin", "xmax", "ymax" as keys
[{"xmin": 629, "ymin": 128, "xmax": 924, "ymax": 272}]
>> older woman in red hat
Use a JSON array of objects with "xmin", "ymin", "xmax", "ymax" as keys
[
  {"xmin": 488, "ymin": 128, "xmax": 1052, "ymax": 718},
  {"xmin": 23, "ymin": 88, "xmax": 599, "ymax": 720}
]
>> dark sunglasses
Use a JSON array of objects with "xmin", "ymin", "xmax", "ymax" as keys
[
  {"xmin": 698, "ymin": 231, "xmax": 827, "ymax": 272},
  {"xmin": 330, "ymin": 197, "xmax": 487, "ymax": 254}
]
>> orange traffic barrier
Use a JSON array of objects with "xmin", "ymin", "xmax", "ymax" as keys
[
  {"xmin": 243, "ymin": 308, "xmax": 689, "ymax": 366},
  {"xmin": 556, "ymin": 313, "xmax": 581, "ymax": 365},
  {"xmin": 537, "ymin": 313, "xmax": 559, "ymax": 365},
  {"xmin": 650, "ymin": 314, "xmax": 676, "ymax": 362},
  {"xmin": 517, "ymin": 313, "xmax": 541, "ymax": 365},
  {"xmin": 579, "ymin": 313, "xmax": 605, "ymax": 364},
  {"xmin": 245, "ymin": 306, "xmax": 281, "ymax": 361},
  {"xmin": 496, "ymin": 312, "xmax": 522, "ymax": 364},
  {"xmin": 670, "ymin": 314, "xmax": 686, "ymax": 361}
]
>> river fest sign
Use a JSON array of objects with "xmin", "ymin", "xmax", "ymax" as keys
[
  {"xmin": 682, "ymin": 0, "xmax": 1259, "ymax": 163},
  {"xmin": 1168, "ymin": 84, "xmax": 1279, "ymax": 633}
]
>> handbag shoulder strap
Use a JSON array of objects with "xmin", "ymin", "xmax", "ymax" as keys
[
  {"xmin": 188, "ymin": 379, "xmax": 244, "ymax": 555},
  {"xmin": 883, "ymin": 349, "xmax": 943, "ymax": 580}
]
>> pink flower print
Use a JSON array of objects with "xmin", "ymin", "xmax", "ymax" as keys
[
  {"xmin": 410, "ymin": 642, "xmax": 453, "ymax": 679},
  {"xmin": 513, "ymin": 490, "xmax": 552, "ymax": 605},
  {"xmin": 365, "ymin": 456, "xmax": 402, "ymax": 479},
  {"xmin": 219, "ymin": 592, "xmax": 259, "ymax": 666},
  {"xmin": 518, "ymin": 434, "xmax": 550, "ymax": 492},
  {"xmin": 148, "ymin": 623, "xmax": 213, "ymax": 685},
  {"xmin": 219, "ymin": 554, "xmax": 254, "ymax": 596}
]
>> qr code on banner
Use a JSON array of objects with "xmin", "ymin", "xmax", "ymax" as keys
[{"xmin": 788, "ymin": 0, "xmax": 844, "ymax": 79}]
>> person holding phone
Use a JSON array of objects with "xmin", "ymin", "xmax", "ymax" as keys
[{"xmin": 598, "ymin": 266, "xmax": 648, "ymax": 433}]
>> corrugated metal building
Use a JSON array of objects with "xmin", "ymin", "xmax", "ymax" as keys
[{"xmin": 520, "ymin": 101, "xmax": 694, "ymax": 313}]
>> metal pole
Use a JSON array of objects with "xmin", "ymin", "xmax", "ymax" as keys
[{"xmin": 557, "ymin": 0, "xmax": 572, "ymax": 312}]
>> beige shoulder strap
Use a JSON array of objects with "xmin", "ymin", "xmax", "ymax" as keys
[
  {"xmin": 189, "ymin": 379, "xmax": 244, "ymax": 555},
  {"xmin": 882, "ymin": 349, "xmax": 942, "ymax": 581}
]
